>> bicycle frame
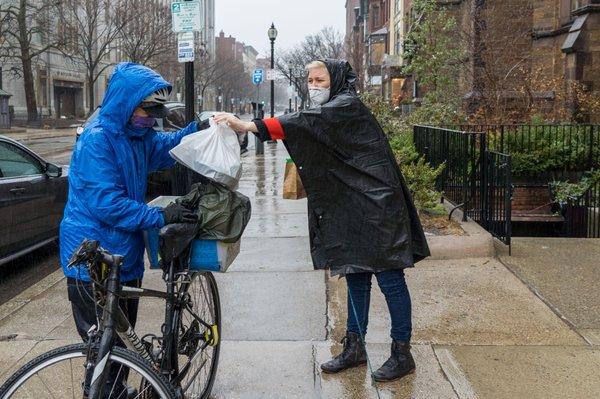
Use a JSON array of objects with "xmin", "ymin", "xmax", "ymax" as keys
[{"xmin": 86, "ymin": 254, "xmax": 213, "ymax": 398}]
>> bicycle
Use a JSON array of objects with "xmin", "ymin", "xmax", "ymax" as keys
[{"xmin": 0, "ymin": 223, "xmax": 221, "ymax": 399}]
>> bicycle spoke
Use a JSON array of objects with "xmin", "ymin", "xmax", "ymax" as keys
[{"xmin": 108, "ymin": 363, "xmax": 125, "ymax": 398}]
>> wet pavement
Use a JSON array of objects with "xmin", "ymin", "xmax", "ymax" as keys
[
  {"xmin": 499, "ymin": 238, "xmax": 600, "ymax": 345},
  {"xmin": 1, "ymin": 140, "xmax": 600, "ymax": 398}
]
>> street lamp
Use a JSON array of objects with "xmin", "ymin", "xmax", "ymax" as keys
[
  {"xmin": 288, "ymin": 64, "xmax": 293, "ymax": 113},
  {"xmin": 268, "ymin": 23, "xmax": 277, "ymax": 120}
]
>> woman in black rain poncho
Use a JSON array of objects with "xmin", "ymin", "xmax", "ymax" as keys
[{"xmin": 214, "ymin": 59, "xmax": 430, "ymax": 382}]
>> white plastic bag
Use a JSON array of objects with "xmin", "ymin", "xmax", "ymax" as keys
[{"xmin": 169, "ymin": 119, "xmax": 242, "ymax": 189}]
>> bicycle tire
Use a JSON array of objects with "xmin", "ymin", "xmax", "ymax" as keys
[
  {"xmin": 0, "ymin": 343, "xmax": 177, "ymax": 399},
  {"xmin": 175, "ymin": 271, "xmax": 221, "ymax": 399}
]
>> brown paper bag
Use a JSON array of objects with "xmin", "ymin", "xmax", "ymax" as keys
[{"xmin": 283, "ymin": 161, "xmax": 307, "ymax": 200}]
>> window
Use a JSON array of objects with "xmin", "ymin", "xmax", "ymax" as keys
[{"xmin": 0, "ymin": 142, "xmax": 43, "ymax": 178}]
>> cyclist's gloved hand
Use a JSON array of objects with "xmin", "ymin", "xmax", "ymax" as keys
[{"xmin": 162, "ymin": 203, "xmax": 198, "ymax": 224}]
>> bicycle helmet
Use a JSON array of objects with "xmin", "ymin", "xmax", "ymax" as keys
[{"xmin": 140, "ymin": 87, "xmax": 171, "ymax": 118}]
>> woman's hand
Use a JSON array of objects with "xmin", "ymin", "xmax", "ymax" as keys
[{"xmin": 213, "ymin": 113, "xmax": 256, "ymax": 133}]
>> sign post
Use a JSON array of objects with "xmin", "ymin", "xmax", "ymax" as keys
[
  {"xmin": 171, "ymin": 0, "xmax": 203, "ymax": 194},
  {"xmin": 252, "ymin": 69, "xmax": 264, "ymax": 155}
]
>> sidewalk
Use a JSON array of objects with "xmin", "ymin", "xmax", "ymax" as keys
[{"xmin": 1, "ymin": 143, "xmax": 599, "ymax": 398}]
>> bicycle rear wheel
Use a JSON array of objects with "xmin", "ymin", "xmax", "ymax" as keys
[
  {"xmin": 175, "ymin": 271, "xmax": 221, "ymax": 399},
  {"xmin": 0, "ymin": 343, "xmax": 177, "ymax": 399}
]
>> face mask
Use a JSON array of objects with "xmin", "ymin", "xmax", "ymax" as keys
[
  {"xmin": 308, "ymin": 87, "xmax": 330, "ymax": 106},
  {"xmin": 130, "ymin": 115, "xmax": 156, "ymax": 129}
]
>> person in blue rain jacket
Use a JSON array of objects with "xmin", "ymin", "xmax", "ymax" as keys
[{"xmin": 59, "ymin": 62, "xmax": 200, "ymax": 352}]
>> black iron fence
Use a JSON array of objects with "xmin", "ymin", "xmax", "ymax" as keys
[
  {"xmin": 483, "ymin": 151, "xmax": 512, "ymax": 250},
  {"xmin": 563, "ymin": 179, "xmax": 600, "ymax": 238},
  {"xmin": 415, "ymin": 124, "xmax": 600, "ymax": 243},
  {"xmin": 413, "ymin": 125, "xmax": 487, "ymax": 224},
  {"xmin": 451, "ymin": 124, "xmax": 600, "ymax": 181}
]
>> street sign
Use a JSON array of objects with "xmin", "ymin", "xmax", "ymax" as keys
[
  {"xmin": 171, "ymin": 0, "xmax": 203, "ymax": 33},
  {"xmin": 266, "ymin": 69, "xmax": 277, "ymax": 81},
  {"xmin": 177, "ymin": 32, "xmax": 195, "ymax": 63},
  {"xmin": 253, "ymin": 68, "xmax": 264, "ymax": 85}
]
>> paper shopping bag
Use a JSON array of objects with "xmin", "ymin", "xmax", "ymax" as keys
[{"xmin": 283, "ymin": 159, "xmax": 307, "ymax": 200}]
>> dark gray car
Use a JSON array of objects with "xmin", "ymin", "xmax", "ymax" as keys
[{"xmin": 0, "ymin": 136, "xmax": 68, "ymax": 265}]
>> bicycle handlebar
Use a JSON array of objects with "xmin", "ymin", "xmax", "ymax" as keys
[{"xmin": 67, "ymin": 239, "xmax": 124, "ymax": 269}]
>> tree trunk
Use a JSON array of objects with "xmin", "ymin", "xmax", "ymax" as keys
[
  {"xmin": 88, "ymin": 74, "xmax": 95, "ymax": 113},
  {"xmin": 21, "ymin": 56, "xmax": 39, "ymax": 124},
  {"xmin": 17, "ymin": 0, "xmax": 38, "ymax": 124}
]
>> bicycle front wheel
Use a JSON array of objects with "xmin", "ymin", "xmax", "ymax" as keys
[
  {"xmin": 175, "ymin": 271, "xmax": 221, "ymax": 399},
  {"xmin": 0, "ymin": 343, "xmax": 177, "ymax": 399}
]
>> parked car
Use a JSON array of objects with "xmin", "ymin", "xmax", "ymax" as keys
[{"xmin": 0, "ymin": 135, "xmax": 68, "ymax": 265}]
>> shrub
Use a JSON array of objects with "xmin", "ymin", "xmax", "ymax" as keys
[{"xmin": 362, "ymin": 93, "xmax": 444, "ymax": 211}]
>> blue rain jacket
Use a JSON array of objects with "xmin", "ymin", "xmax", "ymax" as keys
[{"xmin": 60, "ymin": 62, "xmax": 198, "ymax": 282}]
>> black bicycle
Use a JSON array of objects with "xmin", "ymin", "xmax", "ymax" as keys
[{"xmin": 0, "ymin": 224, "xmax": 221, "ymax": 399}]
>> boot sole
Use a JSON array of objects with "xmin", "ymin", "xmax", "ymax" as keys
[
  {"xmin": 320, "ymin": 360, "xmax": 367, "ymax": 374},
  {"xmin": 372, "ymin": 368, "xmax": 416, "ymax": 382}
]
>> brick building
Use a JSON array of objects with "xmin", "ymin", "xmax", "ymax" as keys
[{"xmin": 346, "ymin": 0, "xmax": 600, "ymax": 121}]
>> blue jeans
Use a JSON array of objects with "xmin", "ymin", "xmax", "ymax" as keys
[{"xmin": 346, "ymin": 269, "xmax": 412, "ymax": 342}]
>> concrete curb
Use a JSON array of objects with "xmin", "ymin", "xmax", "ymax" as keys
[{"xmin": 426, "ymin": 202, "xmax": 496, "ymax": 260}]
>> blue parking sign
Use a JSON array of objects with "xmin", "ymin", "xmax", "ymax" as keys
[{"xmin": 253, "ymin": 69, "xmax": 264, "ymax": 85}]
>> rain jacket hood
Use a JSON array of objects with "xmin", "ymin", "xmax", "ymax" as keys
[
  {"xmin": 99, "ymin": 62, "xmax": 171, "ymax": 137},
  {"xmin": 277, "ymin": 59, "xmax": 430, "ymax": 275},
  {"xmin": 60, "ymin": 62, "xmax": 198, "ymax": 282},
  {"xmin": 321, "ymin": 58, "xmax": 357, "ymax": 100}
]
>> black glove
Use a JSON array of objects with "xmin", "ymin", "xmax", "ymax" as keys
[{"xmin": 162, "ymin": 203, "xmax": 198, "ymax": 224}]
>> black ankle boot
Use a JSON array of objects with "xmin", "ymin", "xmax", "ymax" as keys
[
  {"xmin": 372, "ymin": 341, "xmax": 415, "ymax": 382},
  {"xmin": 320, "ymin": 332, "xmax": 367, "ymax": 373}
]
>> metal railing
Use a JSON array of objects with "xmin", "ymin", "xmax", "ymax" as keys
[
  {"xmin": 563, "ymin": 179, "xmax": 600, "ymax": 238},
  {"xmin": 416, "ymin": 124, "xmax": 600, "ymax": 242},
  {"xmin": 483, "ymin": 151, "xmax": 512, "ymax": 249},
  {"xmin": 414, "ymin": 126, "xmax": 514, "ymax": 247},
  {"xmin": 451, "ymin": 124, "xmax": 600, "ymax": 180},
  {"xmin": 413, "ymin": 125, "xmax": 487, "ymax": 223}
]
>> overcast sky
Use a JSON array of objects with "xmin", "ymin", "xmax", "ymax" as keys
[{"xmin": 214, "ymin": 0, "xmax": 347, "ymax": 56}]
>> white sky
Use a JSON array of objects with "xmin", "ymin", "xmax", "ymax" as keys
[{"xmin": 214, "ymin": 0, "xmax": 347, "ymax": 56}]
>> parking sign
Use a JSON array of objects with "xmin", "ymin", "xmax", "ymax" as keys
[{"xmin": 171, "ymin": 0, "xmax": 203, "ymax": 33}]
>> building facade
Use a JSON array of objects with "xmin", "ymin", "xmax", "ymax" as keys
[
  {"xmin": 346, "ymin": 0, "xmax": 600, "ymax": 121},
  {"xmin": 1, "ymin": 50, "xmax": 112, "ymax": 121}
]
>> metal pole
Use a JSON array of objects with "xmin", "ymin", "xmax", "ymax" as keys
[
  {"xmin": 184, "ymin": 61, "xmax": 194, "ymax": 123},
  {"xmin": 172, "ymin": 60, "xmax": 196, "ymax": 196},
  {"xmin": 289, "ymin": 68, "xmax": 292, "ymax": 113},
  {"xmin": 270, "ymin": 39, "xmax": 275, "ymax": 118},
  {"xmin": 255, "ymin": 84, "xmax": 264, "ymax": 155}
]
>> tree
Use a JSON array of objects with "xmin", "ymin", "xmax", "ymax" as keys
[
  {"xmin": 117, "ymin": 0, "xmax": 174, "ymax": 68},
  {"xmin": 402, "ymin": 0, "xmax": 466, "ymax": 124},
  {"xmin": 0, "ymin": 0, "xmax": 63, "ymax": 123},
  {"xmin": 276, "ymin": 27, "xmax": 344, "ymax": 108},
  {"xmin": 58, "ymin": 0, "xmax": 131, "ymax": 112}
]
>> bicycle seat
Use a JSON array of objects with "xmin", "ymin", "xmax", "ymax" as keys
[{"xmin": 159, "ymin": 223, "xmax": 197, "ymax": 265}]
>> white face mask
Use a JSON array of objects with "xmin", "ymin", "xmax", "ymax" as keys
[{"xmin": 308, "ymin": 87, "xmax": 330, "ymax": 106}]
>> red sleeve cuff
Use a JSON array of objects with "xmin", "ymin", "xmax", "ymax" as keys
[{"xmin": 263, "ymin": 118, "xmax": 285, "ymax": 140}]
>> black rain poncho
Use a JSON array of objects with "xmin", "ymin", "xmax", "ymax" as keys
[{"xmin": 256, "ymin": 59, "xmax": 430, "ymax": 276}]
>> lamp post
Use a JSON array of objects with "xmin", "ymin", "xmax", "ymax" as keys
[
  {"xmin": 288, "ymin": 64, "xmax": 293, "ymax": 113},
  {"xmin": 268, "ymin": 23, "xmax": 277, "ymax": 119}
]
